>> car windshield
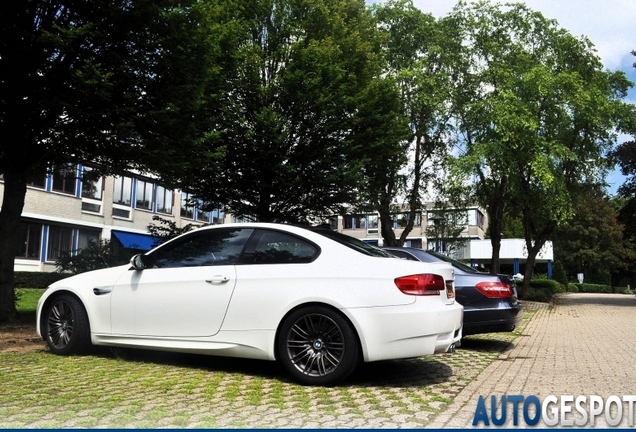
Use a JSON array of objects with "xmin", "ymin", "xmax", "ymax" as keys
[
  {"xmin": 426, "ymin": 250, "xmax": 480, "ymax": 273},
  {"xmin": 312, "ymin": 229, "xmax": 396, "ymax": 258}
]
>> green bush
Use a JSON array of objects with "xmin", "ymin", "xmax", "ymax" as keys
[
  {"xmin": 566, "ymin": 284, "xmax": 579, "ymax": 293},
  {"xmin": 56, "ymin": 239, "xmax": 130, "ymax": 274},
  {"xmin": 15, "ymin": 271, "xmax": 68, "ymax": 288},
  {"xmin": 528, "ymin": 278, "xmax": 562, "ymax": 294},
  {"xmin": 516, "ymin": 278, "xmax": 564, "ymax": 302},
  {"xmin": 521, "ymin": 287, "xmax": 553, "ymax": 302},
  {"xmin": 574, "ymin": 283, "xmax": 611, "ymax": 293}
]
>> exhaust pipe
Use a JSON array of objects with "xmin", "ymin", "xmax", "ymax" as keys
[{"xmin": 447, "ymin": 343, "xmax": 456, "ymax": 353}]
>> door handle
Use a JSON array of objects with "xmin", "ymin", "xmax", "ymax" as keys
[{"xmin": 205, "ymin": 276, "xmax": 230, "ymax": 284}]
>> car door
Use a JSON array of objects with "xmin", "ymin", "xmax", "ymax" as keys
[{"xmin": 110, "ymin": 227, "xmax": 254, "ymax": 337}]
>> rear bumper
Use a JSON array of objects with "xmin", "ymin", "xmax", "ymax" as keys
[
  {"xmin": 346, "ymin": 301, "xmax": 464, "ymax": 362},
  {"xmin": 463, "ymin": 303, "xmax": 522, "ymax": 336}
]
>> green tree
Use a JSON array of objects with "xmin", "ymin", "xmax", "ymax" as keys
[
  {"xmin": 0, "ymin": 0, "xmax": 229, "ymax": 322},
  {"xmin": 175, "ymin": 0, "xmax": 400, "ymax": 223},
  {"xmin": 147, "ymin": 215, "xmax": 197, "ymax": 245},
  {"xmin": 445, "ymin": 1, "xmax": 634, "ymax": 294},
  {"xmin": 552, "ymin": 186, "xmax": 635, "ymax": 285},
  {"xmin": 369, "ymin": 0, "xmax": 456, "ymax": 246}
]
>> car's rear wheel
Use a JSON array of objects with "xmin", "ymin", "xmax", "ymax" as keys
[
  {"xmin": 44, "ymin": 294, "xmax": 91, "ymax": 355},
  {"xmin": 277, "ymin": 306, "xmax": 360, "ymax": 386}
]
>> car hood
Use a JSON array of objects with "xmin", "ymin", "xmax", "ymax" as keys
[{"xmin": 48, "ymin": 264, "xmax": 132, "ymax": 290}]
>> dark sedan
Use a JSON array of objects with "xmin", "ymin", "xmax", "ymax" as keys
[{"xmin": 383, "ymin": 247, "xmax": 522, "ymax": 337}]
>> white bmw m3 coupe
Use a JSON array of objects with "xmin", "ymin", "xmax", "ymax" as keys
[{"xmin": 37, "ymin": 223, "xmax": 462, "ymax": 385}]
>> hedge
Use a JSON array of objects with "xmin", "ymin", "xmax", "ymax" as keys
[
  {"xmin": 14, "ymin": 271, "xmax": 68, "ymax": 289},
  {"xmin": 573, "ymin": 283, "xmax": 612, "ymax": 293}
]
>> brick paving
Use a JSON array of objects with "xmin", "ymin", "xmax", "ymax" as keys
[
  {"xmin": 1, "ymin": 293, "xmax": 634, "ymax": 428},
  {"xmin": 428, "ymin": 293, "xmax": 636, "ymax": 428}
]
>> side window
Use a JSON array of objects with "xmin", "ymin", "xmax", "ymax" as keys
[
  {"xmin": 245, "ymin": 230, "xmax": 318, "ymax": 264},
  {"xmin": 149, "ymin": 228, "xmax": 253, "ymax": 268}
]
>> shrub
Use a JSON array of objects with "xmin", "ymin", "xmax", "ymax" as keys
[
  {"xmin": 566, "ymin": 284, "xmax": 579, "ymax": 293},
  {"xmin": 15, "ymin": 272, "xmax": 68, "ymax": 289},
  {"xmin": 56, "ymin": 239, "xmax": 130, "ymax": 274},
  {"xmin": 528, "ymin": 278, "xmax": 562, "ymax": 294},
  {"xmin": 574, "ymin": 283, "xmax": 611, "ymax": 293},
  {"xmin": 521, "ymin": 287, "xmax": 553, "ymax": 302}
]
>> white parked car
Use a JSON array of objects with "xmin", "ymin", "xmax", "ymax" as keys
[{"xmin": 37, "ymin": 223, "xmax": 463, "ymax": 385}]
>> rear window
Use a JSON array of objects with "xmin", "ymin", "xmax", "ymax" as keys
[
  {"xmin": 312, "ymin": 229, "xmax": 395, "ymax": 258},
  {"xmin": 426, "ymin": 250, "xmax": 480, "ymax": 273}
]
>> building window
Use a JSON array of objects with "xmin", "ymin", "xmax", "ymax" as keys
[
  {"xmin": 136, "ymin": 179, "xmax": 154, "ymax": 211},
  {"xmin": 367, "ymin": 214, "xmax": 378, "ymax": 232},
  {"xmin": 196, "ymin": 201, "xmax": 211, "ymax": 223},
  {"xmin": 81, "ymin": 166, "xmax": 103, "ymax": 213},
  {"xmin": 47, "ymin": 226, "xmax": 73, "ymax": 261},
  {"xmin": 395, "ymin": 212, "xmax": 422, "ymax": 228},
  {"xmin": 344, "ymin": 215, "xmax": 367, "ymax": 230},
  {"xmin": 27, "ymin": 172, "xmax": 47, "ymax": 189},
  {"xmin": 211, "ymin": 207, "xmax": 225, "ymax": 224},
  {"xmin": 15, "ymin": 222, "xmax": 42, "ymax": 259},
  {"xmin": 156, "ymin": 185, "xmax": 173, "ymax": 214},
  {"xmin": 113, "ymin": 176, "xmax": 133, "ymax": 206},
  {"xmin": 52, "ymin": 163, "xmax": 77, "ymax": 195},
  {"xmin": 181, "ymin": 192, "xmax": 195, "ymax": 219},
  {"xmin": 81, "ymin": 167, "xmax": 103, "ymax": 200},
  {"xmin": 113, "ymin": 175, "xmax": 133, "ymax": 218},
  {"xmin": 77, "ymin": 229, "xmax": 100, "ymax": 250},
  {"xmin": 476, "ymin": 210, "xmax": 485, "ymax": 229}
]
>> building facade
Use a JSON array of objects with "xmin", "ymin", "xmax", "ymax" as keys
[
  {"xmin": 2, "ymin": 164, "xmax": 223, "ymax": 272},
  {"xmin": 2, "ymin": 164, "xmax": 496, "ymax": 273}
]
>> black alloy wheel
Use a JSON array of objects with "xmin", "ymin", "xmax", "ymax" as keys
[
  {"xmin": 44, "ymin": 294, "xmax": 91, "ymax": 355},
  {"xmin": 278, "ymin": 306, "xmax": 360, "ymax": 386}
]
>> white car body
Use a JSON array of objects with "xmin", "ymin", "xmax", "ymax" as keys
[{"xmin": 37, "ymin": 223, "xmax": 462, "ymax": 385}]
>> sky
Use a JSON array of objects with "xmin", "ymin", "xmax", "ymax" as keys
[{"xmin": 371, "ymin": 0, "xmax": 636, "ymax": 194}]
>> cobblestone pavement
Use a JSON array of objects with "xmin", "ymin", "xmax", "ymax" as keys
[
  {"xmin": 1, "ymin": 294, "xmax": 633, "ymax": 428},
  {"xmin": 428, "ymin": 293, "xmax": 636, "ymax": 428},
  {"xmin": 0, "ymin": 305, "xmax": 535, "ymax": 428}
]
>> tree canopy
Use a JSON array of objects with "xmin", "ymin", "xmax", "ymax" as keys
[
  {"xmin": 0, "ymin": 0, "xmax": 228, "ymax": 321},
  {"xmin": 443, "ymin": 1, "xmax": 634, "ymax": 289},
  {"xmin": 171, "ymin": 0, "xmax": 404, "ymax": 223},
  {"xmin": 367, "ymin": 0, "xmax": 455, "ymax": 246}
]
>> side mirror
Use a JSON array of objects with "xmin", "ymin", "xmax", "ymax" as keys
[{"xmin": 130, "ymin": 254, "xmax": 147, "ymax": 271}]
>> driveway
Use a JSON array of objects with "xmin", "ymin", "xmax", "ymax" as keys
[{"xmin": 429, "ymin": 293, "xmax": 636, "ymax": 428}]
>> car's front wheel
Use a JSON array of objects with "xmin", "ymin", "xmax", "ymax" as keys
[
  {"xmin": 44, "ymin": 294, "xmax": 91, "ymax": 355},
  {"xmin": 277, "ymin": 306, "xmax": 360, "ymax": 386}
]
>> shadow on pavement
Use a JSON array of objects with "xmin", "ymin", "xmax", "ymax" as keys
[
  {"xmin": 91, "ymin": 346, "xmax": 456, "ymax": 388},
  {"xmin": 458, "ymin": 337, "xmax": 511, "ymax": 352},
  {"xmin": 351, "ymin": 358, "xmax": 454, "ymax": 388}
]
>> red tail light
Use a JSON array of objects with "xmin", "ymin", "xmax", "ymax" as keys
[
  {"xmin": 395, "ymin": 274, "xmax": 445, "ymax": 296},
  {"xmin": 476, "ymin": 281, "xmax": 513, "ymax": 298}
]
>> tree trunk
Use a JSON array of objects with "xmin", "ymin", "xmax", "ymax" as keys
[
  {"xmin": 487, "ymin": 178, "xmax": 507, "ymax": 275},
  {"xmin": 521, "ymin": 251, "xmax": 537, "ymax": 294},
  {"xmin": 0, "ymin": 173, "xmax": 28, "ymax": 322}
]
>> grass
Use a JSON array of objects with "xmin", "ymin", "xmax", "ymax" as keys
[
  {"xmin": 15, "ymin": 288, "xmax": 46, "ymax": 313},
  {"xmin": 3, "ymin": 289, "xmax": 545, "ymax": 428}
]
